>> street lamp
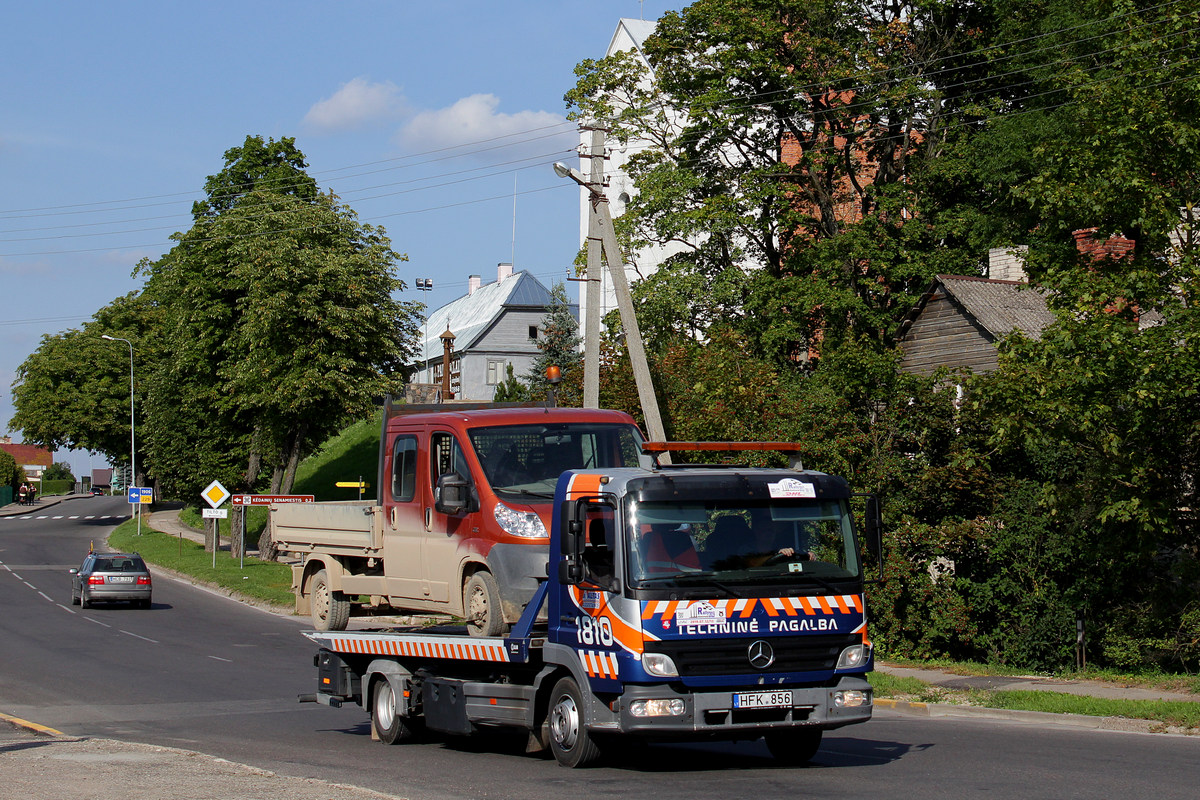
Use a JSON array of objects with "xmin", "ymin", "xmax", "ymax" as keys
[
  {"xmin": 415, "ymin": 278, "xmax": 433, "ymax": 382},
  {"xmin": 102, "ymin": 334, "xmax": 138, "ymax": 533}
]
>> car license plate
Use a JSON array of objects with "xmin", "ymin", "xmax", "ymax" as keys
[
  {"xmin": 732, "ymin": 690, "xmax": 792, "ymax": 709},
  {"xmin": 108, "ymin": 576, "xmax": 134, "ymax": 583}
]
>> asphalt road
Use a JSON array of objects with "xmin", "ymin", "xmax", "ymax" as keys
[{"xmin": 3, "ymin": 498, "xmax": 1199, "ymax": 799}]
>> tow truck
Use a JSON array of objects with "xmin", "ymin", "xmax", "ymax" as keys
[{"xmin": 302, "ymin": 442, "xmax": 883, "ymax": 767}]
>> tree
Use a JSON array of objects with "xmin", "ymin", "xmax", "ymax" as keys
[
  {"xmin": 43, "ymin": 462, "xmax": 75, "ymax": 482},
  {"xmin": 492, "ymin": 363, "xmax": 530, "ymax": 402},
  {"xmin": 0, "ymin": 450, "xmax": 23, "ymax": 492},
  {"xmin": 525, "ymin": 282, "xmax": 583, "ymax": 405}
]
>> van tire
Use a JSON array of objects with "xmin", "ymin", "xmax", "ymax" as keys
[
  {"xmin": 464, "ymin": 571, "xmax": 507, "ymax": 638},
  {"xmin": 310, "ymin": 568, "xmax": 350, "ymax": 631}
]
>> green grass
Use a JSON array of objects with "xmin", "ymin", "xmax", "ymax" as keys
[
  {"xmin": 109, "ymin": 516, "xmax": 295, "ymax": 608},
  {"xmin": 293, "ymin": 416, "xmax": 380, "ymax": 502}
]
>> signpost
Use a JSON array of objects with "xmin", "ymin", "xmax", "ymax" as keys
[
  {"xmin": 228, "ymin": 495, "xmax": 315, "ymax": 569},
  {"xmin": 126, "ymin": 486, "xmax": 152, "ymax": 535},
  {"xmin": 202, "ymin": 480, "xmax": 229, "ymax": 568},
  {"xmin": 335, "ymin": 479, "xmax": 370, "ymax": 500}
]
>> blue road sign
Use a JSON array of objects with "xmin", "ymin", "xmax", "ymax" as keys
[{"xmin": 127, "ymin": 487, "xmax": 153, "ymax": 504}]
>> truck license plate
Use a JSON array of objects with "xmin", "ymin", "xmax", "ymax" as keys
[{"xmin": 732, "ymin": 690, "xmax": 792, "ymax": 709}]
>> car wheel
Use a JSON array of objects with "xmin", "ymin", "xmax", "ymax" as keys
[
  {"xmin": 71, "ymin": 585, "xmax": 80, "ymax": 606},
  {"xmin": 80, "ymin": 589, "xmax": 91, "ymax": 609}
]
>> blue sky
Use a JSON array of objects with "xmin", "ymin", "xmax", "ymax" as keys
[{"xmin": 1, "ymin": 1, "xmax": 683, "ymax": 479}]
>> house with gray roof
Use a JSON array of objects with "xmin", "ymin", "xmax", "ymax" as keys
[
  {"xmin": 897, "ymin": 273, "xmax": 1056, "ymax": 377},
  {"xmin": 412, "ymin": 264, "xmax": 575, "ymax": 401}
]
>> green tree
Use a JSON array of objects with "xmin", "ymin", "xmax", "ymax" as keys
[
  {"xmin": 492, "ymin": 363, "xmax": 530, "ymax": 403},
  {"xmin": 0, "ymin": 450, "xmax": 23, "ymax": 493},
  {"xmin": 43, "ymin": 462, "xmax": 75, "ymax": 482},
  {"xmin": 526, "ymin": 282, "xmax": 582, "ymax": 405}
]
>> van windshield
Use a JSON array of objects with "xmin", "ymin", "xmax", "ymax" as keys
[{"xmin": 471, "ymin": 423, "xmax": 644, "ymax": 497}]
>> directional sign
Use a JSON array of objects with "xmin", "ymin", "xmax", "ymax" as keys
[
  {"xmin": 335, "ymin": 481, "xmax": 370, "ymax": 488},
  {"xmin": 127, "ymin": 486, "xmax": 153, "ymax": 504},
  {"xmin": 231, "ymin": 494, "xmax": 315, "ymax": 506},
  {"xmin": 202, "ymin": 480, "xmax": 230, "ymax": 509}
]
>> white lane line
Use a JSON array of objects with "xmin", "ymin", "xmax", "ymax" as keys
[
  {"xmin": 23, "ymin": 581, "xmax": 35, "ymax": 589},
  {"xmin": 208, "ymin": 656, "xmax": 233, "ymax": 662},
  {"xmin": 57, "ymin": 604, "xmax": 75, "ymax": 613},
  {"xmin": 38, "ymin": 591, "xmax": 52, "ymax": 602},
  {"xmin": 84, "ymin": 617, "xmax": 112, "ymax": 628},
  {"xmin": 69, "ymin": 515, "xmax": 80, "ymax": 519},
  {"xmin": 120, "ymin": 630, "xmax": 158, "ymax": 643}
]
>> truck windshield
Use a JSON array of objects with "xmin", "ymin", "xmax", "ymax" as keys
[
  {"xmin": 470, "ymin": 423, "xmax": 644, "ymax": 497},
  {"xmin": 626, "ymin": 498, "xmax": 861, "ymax": 587}
]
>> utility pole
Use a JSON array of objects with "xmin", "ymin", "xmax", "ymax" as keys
[
  {"xmin": 582, "ymin": 127, "xmax": 604, "ymax": 409},
  {"xmin": 555, "ymin": 139, "xmax": 670, "ymax": 462}
]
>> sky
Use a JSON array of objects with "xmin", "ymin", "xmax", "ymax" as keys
[{"xmin": 1, "ymin": 1, "xmax": 684, "ymax": 479}]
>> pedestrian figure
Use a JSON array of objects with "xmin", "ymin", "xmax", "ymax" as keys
[{"xmin": 18, "ymin": 483, "xmax": 28, "ymax": 505}]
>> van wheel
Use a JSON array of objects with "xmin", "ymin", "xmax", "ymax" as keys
[
  {"xmin": 547, "ymin": 677, "xmax": 601, "ymax": 767},
  {"xmin": 310, "ymin": 568, "xmax": 350, "ymax": 631},
  {"xmin": 372, "ymin": 679, "xmax": 421, "ymax": 745},
  {"xmin": 464, "ymin": 571, "xmax": 507, "ymax": 637}
]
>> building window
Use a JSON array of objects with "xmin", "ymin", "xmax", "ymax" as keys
[
  {"xmin": 528, "ymin": 325, "xmax": 539, "ymax": 340},
  {"xmin": 486, "ymin": 359, "xmax": 505, "ymax": 386}
]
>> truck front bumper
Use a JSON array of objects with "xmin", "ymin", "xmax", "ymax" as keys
[{"xmin": 605, "ymin": 676, "xmax": 872, "ymax": 738}]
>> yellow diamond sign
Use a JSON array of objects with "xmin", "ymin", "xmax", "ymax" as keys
[{"xmin": 202, "ymin": 479, "xmax": 230, "ymax": 509}]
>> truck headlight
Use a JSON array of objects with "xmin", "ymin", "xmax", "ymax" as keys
[
  {"xmin": 641, "ymin": 652, "xmax": 679, "ymax": 678},
  {"xmin": 493, "ymin": 502, "xmax": 547, "ymax": 539},
  {"xmin": 629, "ymin": 698, "xmax": 686, "ymax": 717},
  {"xmin": 836, "ymin": 644, "xmax": 869, "ymax": 669}
]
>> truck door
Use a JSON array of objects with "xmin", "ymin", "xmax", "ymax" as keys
[
  {"xmin": 381, "ymin": 430, "xmax": 424, "ymax": 600},
  {"xmin": 424, "ymin": 430, "xmax": 479, "ymax": 605}
]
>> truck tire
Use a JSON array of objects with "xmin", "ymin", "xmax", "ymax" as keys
[
  {"xmin": 547, "ymin": 676, "xmax": 602, "ymax": 768},
  {"xmin": 372, "ymin": 678, "xmax": 421, "ymax": 745},
  {"xmin": 310, "ymin": 568, "xmax": 350, "ymax": 631},
  {"xmin": 464, "ymin": 571, "xmax": 507, "ymax": 638},
  {"xmin": 764, "ymin": 728, "xmax": 822, "ymax": 765}
]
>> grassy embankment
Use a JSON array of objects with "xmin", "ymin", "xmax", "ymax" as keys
[{"xmin": 109, "ymin": 415, "xmax": 1200, "ymax": 729}]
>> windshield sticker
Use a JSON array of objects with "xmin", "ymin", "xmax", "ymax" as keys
[
  {"xmin": 644, "ymin": 596, "xmax": 864, "ymax": 638},
  {"xmin": 768, "ymin": 478, "xmax": 816, "ymax": 498}
]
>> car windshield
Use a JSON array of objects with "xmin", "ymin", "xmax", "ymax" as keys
[
  {"xmin": 470, "ymin": 422, "xmax": 644, "ymax": 497},
  {"xmin": 626, "ymin": 498, "xmax": 861, "ymax": 587}
]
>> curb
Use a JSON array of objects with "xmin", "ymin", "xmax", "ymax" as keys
[
  {"xmin": 873, "ymin": 697, "xmax": 1197, "ymax": 736},
  {"xmin": 0, "ymin": 711, "xmax": 64, "ymax": 737}
]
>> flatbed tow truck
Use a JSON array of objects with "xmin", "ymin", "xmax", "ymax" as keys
[{"xmin": 302, "ymin": 442, "xmax": 883, "ymax": 767}]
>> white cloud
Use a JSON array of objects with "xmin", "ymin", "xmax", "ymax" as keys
[
  {"xmin": 396, "ymin": 94, "xmax": 571, "ymax": 154},
  {"xmin": 304, "ymin": 77, "xmax": 406, "ymax": 134}
]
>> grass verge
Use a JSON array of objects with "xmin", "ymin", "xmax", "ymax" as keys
[{"xmin": 109, "ymin": 516, "xmax": 294, "ymax": 608}]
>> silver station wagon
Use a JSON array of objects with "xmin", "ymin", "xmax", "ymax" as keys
[{"xmin": 70, "ymin": 552, "xmax": 153, "ymax": 609}]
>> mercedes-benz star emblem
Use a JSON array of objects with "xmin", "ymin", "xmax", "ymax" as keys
[{"xmin": 748, "ymin": 640, "xmax": 775, "ymax": 669}]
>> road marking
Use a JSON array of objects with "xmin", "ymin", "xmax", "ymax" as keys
[
  {"xmin": 69, "ymin": 515, "xmax": 79, "ymax": 519},
  {"xmin": 23, "ymin": 581, "xmax": 35, "ymax": 589},
  {"xmin": 84, "ymin": 617, "xmax": 112, "ymax": 628},
  {"xmin": 57, "ymin": 604, "xmax": 75, "ymax": 613},
  {"xmin": 208, "ymin": 655, "xmax": 233, "ymax": 662},
  {"xmin": 38, "ymin": 591, "xmax": 52, "ymax": 602},
  {"xmin": 120, "ymin": 630, "xmax": 158, "ymax": 643}
]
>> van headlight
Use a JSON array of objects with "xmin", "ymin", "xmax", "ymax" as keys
[{"xmin": 493, "ymin": 502, "xmax": 547, "ymax": 539}]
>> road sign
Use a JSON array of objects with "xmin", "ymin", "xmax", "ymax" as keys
[
  {"xmin": 127, "ymin": 486, "xmax": 153, "ymax": 504},
  {"xmin": 202, "ymin": 480, "xmax": 230, "ymax": 509},
  {"xmin": 202, "ymin": 508, "xmax": 229, "ymax": 519},
  {"xmin": 231, "ymin": 494, "xmax": 315, "ymax": 506},
  {"xmin": 335, "ymin": 481, "xmax": 370, "ymax": 489}
]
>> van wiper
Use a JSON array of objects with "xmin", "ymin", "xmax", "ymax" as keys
[
  {"xmin": 640, "ymin": 571, "xmax": 743, "ymax": 598},
  {"xmin": 514, "ymin": 489, "xmax": 555, "ymax": 499}
]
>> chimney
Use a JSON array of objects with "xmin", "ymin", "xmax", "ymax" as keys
[
  {"xmin": 467, "ymin": 274, "xmax": 481, "ymax": 295},
  {"xmin": 988, "ymin": 246, "xmax": 1029, "ymax": 282},
  {"xmin": 497, "ymin": 262, "xmax": 513, "ymax": 282}
]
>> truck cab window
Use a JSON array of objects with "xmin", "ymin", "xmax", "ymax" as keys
[{"xmin": 390, "ymin": 435, "xmax": 418, "ymax": 502}]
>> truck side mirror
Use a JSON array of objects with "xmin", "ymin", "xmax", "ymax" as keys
[
  {"xmin": 863, "ymin": 494, "xmax": 883, "ymax": 573},
  {"xmin": 435, "ymin": 473, "xmax": 473, "ymax": 515},
  {"xmin": 557, "ymin": 502, "xmax": 586, "ymax": 584}
]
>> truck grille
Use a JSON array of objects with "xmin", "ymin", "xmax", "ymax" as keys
[{"xmin": 644, "ymin": 633, "xmax": 860, "ymax": 677}]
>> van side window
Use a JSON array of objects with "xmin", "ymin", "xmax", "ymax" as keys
[
  {"xmin": 430, "ymin": 432, "xmax": 471, "ymax": 488},
  {"xmin": 390, "ymin": 435, "xmax": 418, "ymax": 502}
]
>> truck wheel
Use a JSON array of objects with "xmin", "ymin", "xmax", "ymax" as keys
[
  {"xmin": 310, "ymin": 568, "xmax": 350, "ymax": 631},
  {"xmin": 764, "ymin": 729, "xmax": 823, "ymax": 765},
  {"xmin": 372, "ymin": 678, "xmax": 421, "ymax": 745},
  {"xmin": 464, "ymin": 571, "xmax": 507, "ymax": 638},
  {"xmin": 547, "ymin": 677, "xmax": 602, "ymax": 768}
]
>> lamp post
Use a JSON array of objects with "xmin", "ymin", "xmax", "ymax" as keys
[
  {"xmin": 102, "ymin": 334, "xmax": 138, "ymax": 533},
  {"xmin": 415, "ymin": 278, "xmax": 433, "ymax": 383}
]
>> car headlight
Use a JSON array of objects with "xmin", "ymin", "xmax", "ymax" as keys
[{"xmin": 493, "ymin": 502, "xmax": 547, "ymax": 539}]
